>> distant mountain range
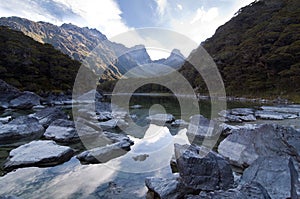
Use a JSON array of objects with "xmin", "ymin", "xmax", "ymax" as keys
[
  {"xmin": 180, "ymin": 0, "xmax": 300, "ymax": 98},
  {"xmin": 0, "ymin": 17, "xmax": 185, "ymax": 80}
]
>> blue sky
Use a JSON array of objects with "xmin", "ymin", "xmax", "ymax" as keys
[{"xmin": 0, "ymin": 0, "xmax": 254, "ymax": 58}]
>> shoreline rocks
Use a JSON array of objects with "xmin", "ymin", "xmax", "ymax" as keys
[
  {"xmin": 44, "ymin": 119, "xmax": 79, "ymax": 143},
  {"xmin": 218, "ymin": 124, "xmax": 300, "ymax": 168},
  {"xmin": 0, "ymin": 116, "xmax": 44, "ymax": 145},
  {"xmin": 3, "ymin": 140, "xmax": 74, "ymax": 171}
]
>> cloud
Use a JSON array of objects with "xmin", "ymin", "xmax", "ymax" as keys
[
  {"xmin": 0, "ymin": 0, "xmax": 129, "ymax": 37},
  {"xmin": 177, "ymin": 4, "xmax": 183, "ymax": 11},
  {"xmin": 155, "ymin": 0, "xmax": 168, "ymax": 16},
  {"xmin": 190, "ymin": 7, "xmax": 219, "ymax": 24}
]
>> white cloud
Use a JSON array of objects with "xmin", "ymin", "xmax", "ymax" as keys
[
  {"xmin": 0, "ymin": 0, "xmax": 129, "ymax": 38},
  {"xmin": 156, "ymin": 0, "xmax": 168, "ymax": 16},
  {"xmin": 190, "ymin": 7, "xmax": 219, "ymax": 24},
  {"xmin": 177, "ymin": 4, "xmax": 183, "ymax": 10}
]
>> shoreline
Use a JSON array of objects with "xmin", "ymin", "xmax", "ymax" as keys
[{"xmin": 102, "ymin": 92, "xmax": 291, "ymax": 105}]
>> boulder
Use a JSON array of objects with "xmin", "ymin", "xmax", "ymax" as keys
[
  {"xmin": 218, "ymin": 124, "xmax": 300, "ymax": 168},
  {"xmin": 0, "ymin": 116, "xmax": 44, "ymax": 145},
  {"xmin": 0, "ymin": 196, "xmax": 23, "ymax": 199},
  {"xmin": 242, "ymin": 156, "xmax": 295, "ymax": 199},
  {"xmin": 77, "ymin": 139, "xmax": 133, "ymax": 164},
  {"xmin": 171, "ymin": 119, "xmax": 189, "ymax": 127},
  {"xmin": 186, "ymin": 182, "xmax": 271, "ymax": 199},
  {"xmin": 255, "ymin": 110, "xmax": 297, "ymax": 120},
  {"xmin": 219, "ymin": 108, "xmax": 256, "ymax": 123},
  {"xmin": 30, "ymin": 107, "xmax": 68, "ymax": 128},
  {"xmin": 145, "ymin": 174, "xmax": 191, "ymax": 199},
  {"xmin": 289, "ymin": 158, "xmax": 300, "ymax": 199},
  {"xmin": 4, "ymin": 140, "xmax": 74, "ymax": 171},
  {"xmin": 0, "ymin": 79, "xmax": 21, "ymax": 108},
  {"xmin": 44, "ymin": 119, "xmax": 79, "ymax": 143},
  {"xmin": 99, "ymin": 119, "xmax": 128, "ymax": 130},
  {"xmin": 146, "ymin": 114, "xmax": 175, "ymax": 125},
  {"xmin": 186, "ymin": 115, "xmax": 221, "ymax": 146},
  {"xmin": 220, "ymin": 123, "xmax": 258, "ymax": 136},
  {"xmin": 9, "ymin": 91, "xmax": 41, "ymax": 109},
  {"xmin": 174, "ymin": 144, "xmax": 234, "ymax": 191}
]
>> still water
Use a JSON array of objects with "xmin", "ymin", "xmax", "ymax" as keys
[{"xmin": 0, "ymin": 95, "xmax": 261, "ymax": 198}]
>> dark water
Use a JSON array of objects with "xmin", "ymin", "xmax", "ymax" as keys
[{"xmin": 0, "ymin": 95, "xmax": 262, "ymax": 198}]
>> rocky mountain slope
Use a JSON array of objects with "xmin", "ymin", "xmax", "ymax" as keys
[
  {"xmin": 0, "ymin": 26, "xmax": 80, "ymax": 93},
  {"xmin": 0, "ymin": 17, "xmax": 185, "ymax": 81},
  {"xmin": 180, "ymin": 0, "xmax": 300, "ymax": 99}
]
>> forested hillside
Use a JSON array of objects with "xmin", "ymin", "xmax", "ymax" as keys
[
  {"xmin": 180, "ymin": 0, "xmax": 300, "ymax": 99},
  {"xmin": 0, "ymin": 26, "xmax": 80, "ymax": 93}
]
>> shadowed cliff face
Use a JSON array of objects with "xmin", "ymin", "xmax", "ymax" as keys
[{"xmin": 180, "ymin": 0, "xmax": 300, "ymax": 97}]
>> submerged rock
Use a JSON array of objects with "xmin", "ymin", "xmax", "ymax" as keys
[
  {"xmin": 9, "ymin": 91, "xmax": 41, "ymax": 109},
  {"xmin": 174, "ymin": 144, "xmax": 234, "ymax": 191},
  {"xmin": 242, "ymin": 156, "xmax": 295, "ymax": 199},
  {"xmin": 0, "ymin": 116, "xmax": 44, "ymax": 145},
  {"xmin": 44, "ymin": 119, "xmax": 79, "ymax": 143},
  {"xmin": 218, "ymin": 124, "xmax": 300, "ymax": 168},
  {"xmin": 4, "ymin": 140, "xmax": 74, "ymax": 171},
  {"xmin": 30, "ymin": 107, "xmax": 68, "ymax": 128}
]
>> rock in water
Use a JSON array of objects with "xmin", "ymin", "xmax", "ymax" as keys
[
  {"xmin": 187, "ymin": 115, "xmax": 222, "ymax": 147},
  {"xmin": 44, "ymin": 119, "xmax": 79, "ymax": 143},
  {"xmin": 218, "ymin": 124, "xmax": 300, "ymax": 168},
  {"xmin": 242, "ymin": 156, "xmax": 296, "ymax": 199},
  {"xmin": 0, "ymin": 116, "xmax": 44, "ymax": 145},
  {"xmin": 186, "ymin": 182, "xmax": 271, "ymax": 199},
  {"xmin": 4, "ymin": 140, "xmax": 74, "ymax": 171},
  {"xmin": 9, "ymin": 91, "xmax": 41, "ymax": 109},
  {"xmin": 146, "ymin": 114, "xmax": 175, "ymax": 125},
  {"xmin": 174, "ymin": 144, "xmax": 234, "ymax": 191},
  {"xmin": 30, "ymin": 107, "xmax": 68, "ymax": 128},
  {"xmin": 77, "ymin": 139, "xmax": 133, "ymax": 164}
]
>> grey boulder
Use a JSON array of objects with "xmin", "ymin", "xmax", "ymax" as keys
[
  {"xmin": 186, "ymin": 182, "xmax": 271, "ymax": 199},
  {"xmin": 218, "ymin": 124, "xmax": 300, "ymax": 168},
  {"xmin": 9, "ymin": 91, "xmax": 41, "ymax": 109},
  {"xmin": 0, "ymin": 116, "xmax": 44, "ymax": 145},
  {"xmin": 44, "ymin": 119, "xmax": 79, "ymax": 143},
  {"xmin": 4, "ymin": 140, "xmax": 74, "ymax": 171},
  {"xmin": 242, "ymin": 156, "xmax": 296, "ymax": 199},
  {"xmin": 30, "ymin": 107, "xmax": 68, "ymax": 128},
  {"xmin": 175, "ymin": 144, "xmax": 233, "ymax": 191}
]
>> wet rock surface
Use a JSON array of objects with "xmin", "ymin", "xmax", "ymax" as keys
[
  {"xmin": 44, "ymin": 119, "xmax": 79, "ymax": 143},
  {"xmin": 0, "ymin": 116, "xmax": 44, "ymax": 145},
  {"xmin": 4, "ymin": 140, "xmax": 74, "ymax": 171}
]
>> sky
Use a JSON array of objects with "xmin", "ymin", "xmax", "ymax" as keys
[{"xmin": 0, "ymin": 0, "xmax": 254, "ymax": 59}]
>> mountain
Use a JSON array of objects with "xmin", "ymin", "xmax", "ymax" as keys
[
  {"xmin": 0, "ymin": 17, "xmax": 185, "ymax": 81},
  {"xmin": 0, "ymin": 25, "xmax": 80, "ymax": 93},
  {"xmin": 154, "ymin": 49, "xmax": 185, "ymax": 70},
  {"xmin": 180, "ymin": 0, "xmax": 300, "ymax": 98}
]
